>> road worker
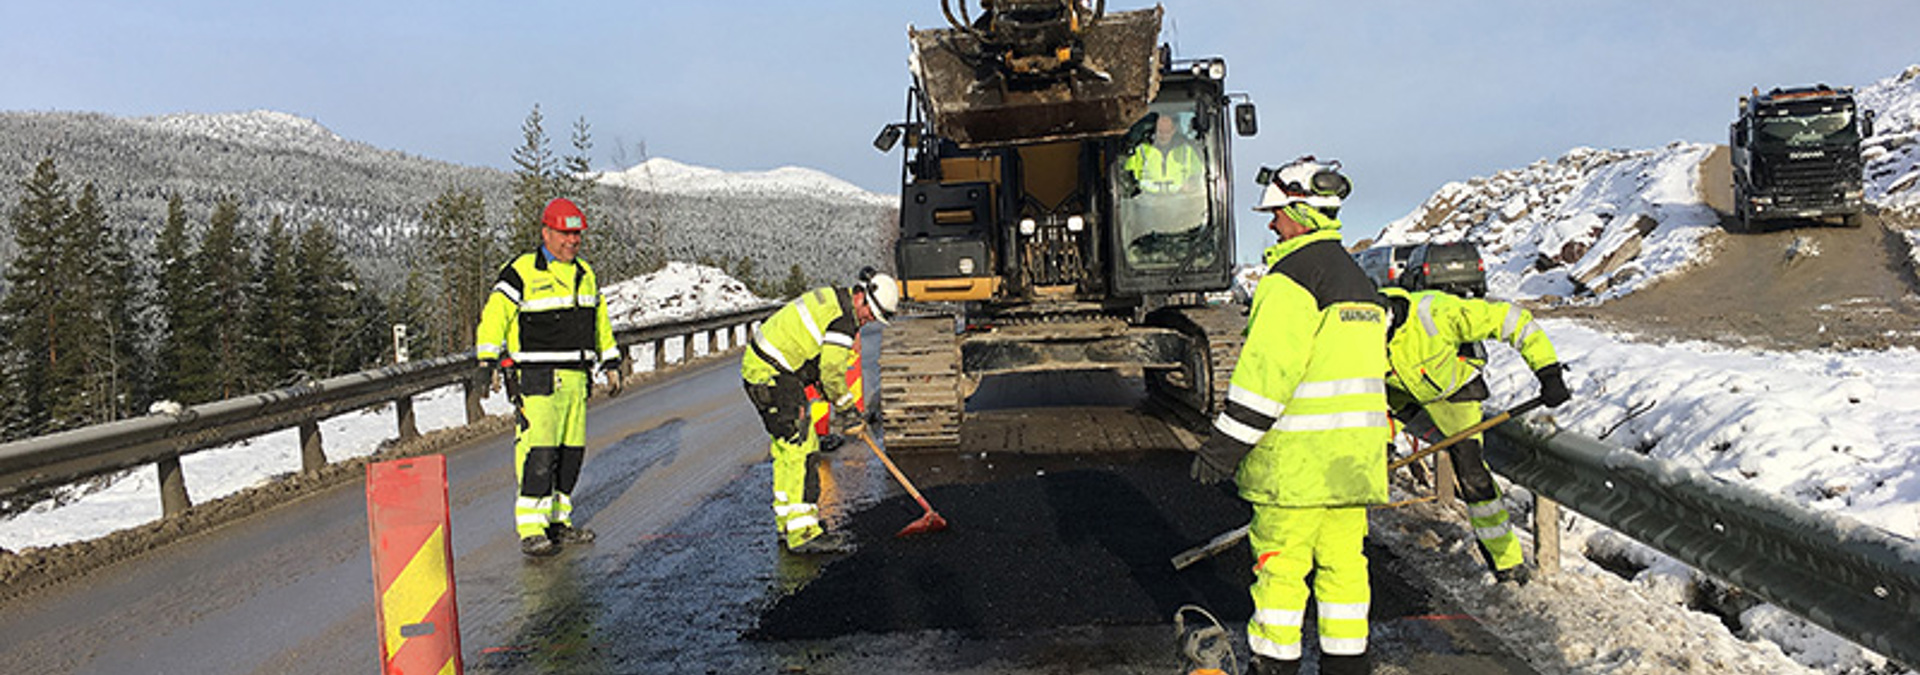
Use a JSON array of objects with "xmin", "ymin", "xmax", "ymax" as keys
[
  {"xmin": 742, "ymin": 268, "xmax": 898, "ymax": 555},
  {"xmin": 1378, "ymin": 284, "xmax": 1571, "ymax": 584},
  {"xmin": 1189, "ymin": 157, "xmax": 1386, "ymax": 675},
  {"xmin": 475, "ymin": 197, "xmax": 622, "ymax": 557}
]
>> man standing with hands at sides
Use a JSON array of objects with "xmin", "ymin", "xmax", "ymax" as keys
[
  {"xmin": 1189, "ymin": 158, "xmax": 1389, "ymax": 675},
  {"xmin": 475, "ymin": 197, "xmax": 621, "ymax": 557}
]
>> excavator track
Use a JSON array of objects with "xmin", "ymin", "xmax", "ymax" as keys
[
  {"xmin": 1147, "ymin": 305, "xmax": 1247, "ymax": 421},
  {"xmin": 878, "ymin": 315, "xmax": 964, "ymax": 448}
]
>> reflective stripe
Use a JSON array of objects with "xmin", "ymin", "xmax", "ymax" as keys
[
  {"xmin": 753, "ymin": 332, "xmax": 796, "ymax": 371},
  {"xmin": 510, "ymin": 349, "xmax": 597, "ymax": 364},
  {"xmin": 1475, "ymin": 523, "xmax": 1514, "ymax": 540},
  {"xmin": 577, "ymin": 293, "xmax": 597, "ymax": 306},
  {"xmin": 516, "ymin": 514, "xmax": 550, "ymax": 527},
  {"xmin": 1252, "ymin": 608, "xmax": 1306, "ymax": 627},
  {"xmin": 797, "ymin": 303, "xmax": 825, "ymax": 343},
  {"xmin": 1417, "ymin": 294, "xmax": 1439, "ymax": 336},
  {"xmin": 599, "ymin": 347, "xmax": 621, "ymax": 361},
  {"xmin": 1320, "ymin": 636, "xmax": 1368, "ymax": 656},
  {"xmin": 1249, "ymin": 633, "xmax": 1303, "ymax": 660},
  {"xmin": 494, "ymin": 280, "xmax": 521, "ymax": 304},
  {"xmin": 1467, "ymin": 502, "xmax": 1506, "ymax": 518},
  {"xmin": 522, "ymin": 295, "xmax": 581, "ymax": 313},
  {"xmin": 1500, "ymin": 305, "xmax": 1523, "ymax": 342},
  {"xmin": 1214, "ymin": 413, "xmax": 1267, "ymax": 445},
  {"xmin": 786, "ymin": 514, "xmax": 819, "ymax": 531},
  {"xmin": 475, "ymin": 343, "xmax": 502, "ymax": 357},
  {"xmin": 1291, "ymin": 377, "xmax": 1384, "ymax": 400},
  {"xmin": 1228, "ymin": 383, "xmax": 1283, "ymax": 418},
  {"xmin": 1319, "ymin": 601, "xmax": 1369, "ymax": 621},
  {"xmin": 1274, "ymin": 410, "xmax": 1390, "ymax": 433},
  {"xmin": 823, "ymin": 330, "xmax": 855, "ymax": 348},
  {"xmin": 834, "ymin": 391, "xmax": 855, "ymax": 408}
]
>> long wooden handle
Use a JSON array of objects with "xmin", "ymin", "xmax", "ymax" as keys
[
  {"xmin": 1387, "ymin": 397, "xmax": 1544, "ymax": 472},
  {"xmin": 855, "ymin": 427, "xmax": 935, "ymax": 511}
]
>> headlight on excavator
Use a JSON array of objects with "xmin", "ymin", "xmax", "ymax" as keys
[
  {"xmin": 1020, "ymin": 217, "xmax": 1038, "ymax": 236},
  {"xmin": 1067, "ymin": 215, "xmax": 1085, "ymax": 232}
]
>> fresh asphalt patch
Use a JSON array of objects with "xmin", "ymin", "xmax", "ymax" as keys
[{"xmin": 749, "ymin": 452, "xmax": 1438, "ymax": 641}]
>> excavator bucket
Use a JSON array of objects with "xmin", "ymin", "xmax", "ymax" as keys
[{"xmin": 910, "ymin": 6, "xmax": 1164, "ymax": 148}]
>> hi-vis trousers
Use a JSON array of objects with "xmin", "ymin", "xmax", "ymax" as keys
[{"xmin": 512, "ymin": 367, "xmax": 589, "ymax": 539}]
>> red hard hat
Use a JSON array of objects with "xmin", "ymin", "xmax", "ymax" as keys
[{"xmin": 541, "ymin": 198, "xmax": 587, "ymax": 232}]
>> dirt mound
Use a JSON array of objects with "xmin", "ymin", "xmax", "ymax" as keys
[{"xmin": 1544, "ymin": 146, "xmax": 1920, "ymax": 351}]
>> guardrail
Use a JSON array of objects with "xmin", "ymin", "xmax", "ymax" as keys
[
  {"xmin": 1486, "ymin": 418, "xmax": 1920, "ymax": 671},
  {"xmin": 0, "ymin": 303, "xmax": 779, "ymax": 517}
]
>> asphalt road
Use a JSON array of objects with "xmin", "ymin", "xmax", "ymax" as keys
[{"xmin": 0, "ymin": 333, "xmax": 1538, "ymax": 674}]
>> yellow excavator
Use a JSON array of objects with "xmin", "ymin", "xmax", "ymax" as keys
[{"xmin": 873, "ymin": 1, "xmax": 1259, "ymax": 447}]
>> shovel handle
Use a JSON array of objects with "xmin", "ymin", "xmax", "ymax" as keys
[
  {"xmin": 1388, "ymin": 397, "xmax": 1544, "ymax": 472},
  {"xmin": 854, "ymin": 427, "xmax": 936, "ymax": 512}
]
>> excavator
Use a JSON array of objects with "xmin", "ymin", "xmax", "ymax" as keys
[{"xmin": 872, "ymin": 0, "xmax": 1258, "ymax": 447}]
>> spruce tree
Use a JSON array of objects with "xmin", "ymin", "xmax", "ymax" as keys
[
  {"xmin": 781, "ymin": 264, "xmax": 809, "ymax": 299},
  {"xmin": 251, "ymin": 216, "xmax": 305, "ymax": 386},
  {"xmin": 59, "ymin": 182, "xmax": 140, "ymax": 425},
  {"xmin": 154, "ymin": 192, "xmax": 208, "ymax": 404},
  {"xmin": 559, "ymin": 116, "xmax": 597, "ymax": 213},
  {"xmin": 194, "ymin": 197, "xmax": 255, "ymax": 399},
  {"xmin": 0, "ymin": 158, "xmax": 72, "ymax": 436},
  {"xmin": 421, "ymin": 187, "xmax": 498, "ymax": 356},
  {"xmin": 294, "ymin": 221, "xmax": 369, "ymax": 377},
  {"xmin": 509, "ymin": 104, "xmax": 556, "ymax": 249}
]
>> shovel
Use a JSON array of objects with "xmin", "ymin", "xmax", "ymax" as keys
[
  {"xmin": 1170, "ymin": 397, "xmax": 1544, "ymax": 570},
  {"xmin": 850, "ymin": 425, "xmax": 949, "ymax": 537}
]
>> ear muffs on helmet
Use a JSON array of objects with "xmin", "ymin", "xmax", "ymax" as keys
[{"xmin": 861, "ymin": 271, "xmax": 901, "ymax": 325}]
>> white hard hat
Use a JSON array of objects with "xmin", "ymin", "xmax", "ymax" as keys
[
  {"xmin": 1253, "ymin": 158, "xmax": 1350, "ymax": 213},
  {"xmin": 864, "ymin": 272, "xmax": 901, "ymax": 324}
]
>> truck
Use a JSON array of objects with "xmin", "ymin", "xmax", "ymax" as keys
[
  {"xmin": 869, "ymin": 0, "xmax": 1258, "ymax": 447},
  {"xmin": 1729, "ymin": 84, "xmax": 1876, "ymax": 230}
]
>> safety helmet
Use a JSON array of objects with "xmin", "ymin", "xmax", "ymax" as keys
[
  {"xmin": 541, "ymin": 197, "xmax": 587, "ymax": 232},
  {"xmin": 1252, "ymin": 157, "xmax": 1350, "ymax": 214},
  {"xmin": 857, "ymin": 267, "xmax": 901, "ymax": 325}
]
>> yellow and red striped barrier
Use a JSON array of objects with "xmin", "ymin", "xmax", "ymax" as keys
[{"xmin": 367, "ymin": 455, "xmax": 463, "ymax": 675}]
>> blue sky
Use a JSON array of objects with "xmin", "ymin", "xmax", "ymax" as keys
[{"xmin": 5, "ymin": 1, "xmax": 1918, "ymax": 263}]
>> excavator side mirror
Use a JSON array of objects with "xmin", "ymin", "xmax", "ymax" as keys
[
  {"xmin": 1233, "ymin": 102, "xmax": 1258, "ymax": 137},
  {"xmin": 874, "ymin": 124, "xmax": 905, "ymax": 152}
]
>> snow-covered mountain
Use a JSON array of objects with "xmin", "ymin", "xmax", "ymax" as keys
[
  {"xmin": 1373, "ymin": 64, "xmax": 1920, "ymax": 302},
  {"xmin": 0, "ymin": 110, "xmax": 897, "ymax": 294}
]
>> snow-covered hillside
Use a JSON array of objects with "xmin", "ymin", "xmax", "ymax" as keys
[
  {"xmin": 602, "ymin": 157, "xmax": 895, "ymax": 208},
  {"xmin": 1375, "ymin": 64, "xmax": 1920, "ymax": 302}
]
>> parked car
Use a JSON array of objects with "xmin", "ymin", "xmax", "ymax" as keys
[
  {"xmin": 1355, "ymin": 244, "xmax": 1417, "ymax": 289},
  {"xmin": 1399, "ymin": 241, "xmax": 1486, "ymax": 297}
]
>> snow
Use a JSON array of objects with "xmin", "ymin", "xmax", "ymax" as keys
[
  {"xmin": 8, "ymin": 66, "xmax": 1920, "ymax": 675},
  {"xmin": 598, "ymin": 157, "xmax": 896, "ymax": 207}
]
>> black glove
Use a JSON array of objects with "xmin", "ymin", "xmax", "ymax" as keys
[
  {"xmin": 1189, "ymin": 434, "xmax": 1248, "ymax": 485},
  {"xmin": 864, "ymin": 407, "xmax": 883, "ymax": 428},
  {"xmin": 1535, "ymin": 363, "xmax": 1570, "ymax": 408}
]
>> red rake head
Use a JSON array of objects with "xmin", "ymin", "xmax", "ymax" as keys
[{"xmin": 895, "ymin": 510, "xmax": 949, "ymax": 538}]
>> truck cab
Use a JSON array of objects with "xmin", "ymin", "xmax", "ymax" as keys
[{"xmin": 1729, "ymin": 84, "xmax": 1875, "ymax": 230}]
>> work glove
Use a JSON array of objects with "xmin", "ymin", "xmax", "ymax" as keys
[
  {"xmin": 864, "ymin": 407, "xmax": 883, "ymax": 429},
  {"xmin": 1189, "ymin": 434, "xmax": 1247, "ymax": 486},
  {"xmin": 604, "ymin": 369, "xmax": 624, "ymax": 398},
  {"xmin": 1535, "ymin": 363, "xmax": 1570, "ymax": 408}
]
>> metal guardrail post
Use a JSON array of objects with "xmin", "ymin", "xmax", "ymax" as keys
[
  {"xmin": 395, "ymin": 397, "xmax": 418, "ymax": 441},
  {"xmin": 1435, "ymin": 450, "xmax": 1456, "ymax": 505},
  {"xmin": 463, "ymin": 370, "xmax": 486, "ymax": 425},
  {"xmin": 299, "ymin": 421, "xmax": 324, "ymax": 473},
  {"xmin": 158, "ymin": 457, "xmax": 190, "ymax": 517},
  {"xmin": 1535, "ymin": 496, "xmax": 1561, "ymax": 575}
]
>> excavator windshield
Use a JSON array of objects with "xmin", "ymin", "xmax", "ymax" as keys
[{"xmin": 1114, "ymin": 100, "xmax": 1222, "ymax": 271}]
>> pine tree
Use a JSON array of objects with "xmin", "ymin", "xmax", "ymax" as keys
[
  {"xmin": 559, "ymin": 116, "xmax": 597, "ymax": 212},
  {"xmin": 295, "ymin": 221, "xmax": 370, "ymax": 377},
  {"xmin": 509, "ymin": 104, "xmax": 556, "ymax": 249},
  {"xmin": 59, "ymin": 182, "xmax": 141, "ymax": 425},
  {"xmin": 154, "ymin": 192, "xmax": 208, "ymax": 404},
  {"xmin": 194, "ymin": 197, "xmax": 255, "ymax": 399},
  {"xmin": 421, "ymin": 187, "xmax": 499, "ymax": 356},
  {"xmin": 781, "ymin": 264, "xmax": 809, "ymax": 299},
  {"xmin": 0, "ymin": 158, "xmax": 72, "ymax": 436},
  {"xmin": 250, "ymin": 216, "xmax": 305, "ymax": 386}
]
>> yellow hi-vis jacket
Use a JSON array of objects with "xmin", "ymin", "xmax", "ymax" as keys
[
  {"xmin": 1213, "ymin": 230, "xmax": 1391, "ymax": 507},
  {"xmin": 474, "ymin": 250, "xmax": 618, "ymax": 371},
  {"xmin": 1124, "ymin": 141, "xmax": 1202, "ymax": 193},
  {"xmin": 743, "ymin": 287, "xmax": 862, "ymax": 411},
  {"xmin": 1378, "ymin": 287, "xmax": 1559, "ymax": 404}
]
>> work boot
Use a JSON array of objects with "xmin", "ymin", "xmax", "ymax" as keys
[
  {"xmin": 1248, "ymin": 655, "xmax": 1301, "ymax": 675},
  {"xmin": 1318, "ymin": 653, "xmax": 1370, "ymax": 675},
  {"xmin": 519, "ymin": 533, "xmax": 559, "ymax": 557},
  {"xmin": 1494, "ymin": 564, "xmax": 1532, "ymax": 586},
  {"xmin": 548, "ymin": 524, "xmax": 596, "ymax": 545},
  {"xmin": 787, "ymin": 530, "xmax": 855, "ymax": 555}
]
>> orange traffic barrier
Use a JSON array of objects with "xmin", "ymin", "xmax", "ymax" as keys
[{"xmin": 367, "ymin": 455, "xmax": 464, "ymax": 675}]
